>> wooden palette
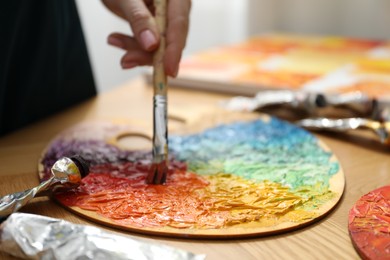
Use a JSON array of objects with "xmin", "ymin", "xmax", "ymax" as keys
[
  {"xmin": 39, "ymin": 111, "xmax": 345, "ymax": 238},
  {"xmin": 349, "ymin": 185, "xmax": 390, "ymax": 259}
]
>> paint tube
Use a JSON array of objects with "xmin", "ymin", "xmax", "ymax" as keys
[
  {"xmin": 0, "ymin": 213, "xmax": 205, "ymax": 260},
  {"xmin": 221, "ymin": 90, "xmax": 390, "ymax": 121}
]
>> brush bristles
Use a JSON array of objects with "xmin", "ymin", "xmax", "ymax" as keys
[{"xmin": 147, "ymin": 161, "xmax": 168, "ymax": 184}]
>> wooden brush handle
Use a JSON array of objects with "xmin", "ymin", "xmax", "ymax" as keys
[{"xmin": 153, "ymin": 0, "xmax": 167, "ymax": 96}]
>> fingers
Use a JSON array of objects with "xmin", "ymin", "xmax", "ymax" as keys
[
  {"xmin": 164, "ymin": 0, "xmax": 191, "ymax": 77},
  {"xmin": 105, "ymin": 0, "xmax": 191, "ymax": 78},
  {"xmin": 108, "ymin": 33, "xmax": 153, "ymax": 69},
  {"xmin": 101, "ymin": 0, "xmax": 127, "ymax": 20},
  {"xmin": 119, "ymin": 0, "xmax": 159, "ymax": 51}
]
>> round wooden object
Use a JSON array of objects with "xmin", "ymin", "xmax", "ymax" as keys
[
  {"xmin": 349, "ymin": 185, "xmax": 390, "ymax": 259},
  {"xmin": 39, "ymin": 112, "xmax": 345, "ymax": 238}
]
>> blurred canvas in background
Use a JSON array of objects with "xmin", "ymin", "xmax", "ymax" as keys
[{"xmin": 76, "ymin": 0, "xmax": 390, "ymax": 93}]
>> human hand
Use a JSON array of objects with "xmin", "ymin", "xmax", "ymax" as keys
[{"xmin": 102, "ymin": 0, "xmax": 191, "ymax": 77}]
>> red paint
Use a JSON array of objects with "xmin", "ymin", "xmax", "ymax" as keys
[
  {"xmin": 55, "ymin": 161, "xmax": 233, "ymax": 228},
  {"xmin": 349, "ymin": 185, "xmax": 390, "ymax": 259}
]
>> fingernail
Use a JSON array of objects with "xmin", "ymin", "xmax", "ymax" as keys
[
  {"xmin": 172, "ymin": 65, "xmax": 179, "ymax": 78},
  {"xmin": 140, "ymin": 30, "xmax": 157, "ymax": 51},
  {"xmin": 121, "ymin": 61, "xmax": 138, "ymax": 69},
  {"xmin": 168, "ymin": 64, "xmax": 179, "ymax": 78},
  {"xmin": 108, "ymin": 36, "xmax": 125, "ymax": 49}
]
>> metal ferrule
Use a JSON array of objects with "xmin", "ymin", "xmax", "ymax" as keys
[{"xmin": 152, "ymin": 94, "xmax": 168, "ymax": 163}]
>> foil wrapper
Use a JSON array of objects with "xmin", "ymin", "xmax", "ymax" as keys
[{"xmin": 0, "ymin": 213, "xmax": 205, "ymax": 260}]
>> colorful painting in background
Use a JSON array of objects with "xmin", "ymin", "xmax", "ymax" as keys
[
  {"xmin": 40, "ymin": 116, "xmax": 342, "ymax": 235},
  {"xmin": 349, "ymin": 185, "xmax": 390, "ymax": 259},
  {"xmin": 166, "ymin": 34, "xmax": 390, "ymax": 98}
]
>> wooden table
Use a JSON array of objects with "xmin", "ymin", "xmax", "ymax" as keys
[{"xmin": 1, "ymin": 77, "xmax": 389, "ymax": 260}]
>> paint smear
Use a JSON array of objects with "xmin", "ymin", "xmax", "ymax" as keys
[
  {"xmin": 349, "ymin": 185, "xmax": 390, "ymax": 259},
  {"xmin": 41, "ymin": 118, "xmax": 339, "ymax": 229}
]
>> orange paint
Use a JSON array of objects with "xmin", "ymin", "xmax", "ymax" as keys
[{"xmin": 56, "ymin": 161, "xmax": 320, "ymax": 229}]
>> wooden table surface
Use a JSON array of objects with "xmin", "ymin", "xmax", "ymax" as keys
[{"xmin": 1, "ymin": 77, "xmax": 389, "ymax": 260}]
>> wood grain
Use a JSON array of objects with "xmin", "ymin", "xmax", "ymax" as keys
[
  {"xmin": 152, "ymin": 0, "xmax": 167, "ymax": 96},
  {"xmin": 1, "ymin": 77, "xmax": 386, "ymax": 259}
]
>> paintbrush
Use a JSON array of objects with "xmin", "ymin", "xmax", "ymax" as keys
[
  {"xmin": 147, "ymin": 0, "xmax": 169, "ymax": 184},
  {"xmin": 0, "ymin": 155, "xmax": 89, "ymax": 218}
]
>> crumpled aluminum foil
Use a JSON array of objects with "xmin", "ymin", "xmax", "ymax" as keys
[{"xmin": 0, "ymin": 213, "xmax": 205, "ymax": 260}]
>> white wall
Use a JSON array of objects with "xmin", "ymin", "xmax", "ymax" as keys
[
  {"xmin": 249, "ymin": 0, "xmax": 390, "ymax": 39},
  {"xmin": 186, "ymin": 0, "xmax": 249, "ymax": 53},
  {"xmin": 76, "ymin": 0, "xmax": 390, "ymax": 93},
  {"xmin": 76, "ymin": 0, "xmax": 141, "ymax": 93},
  {"xmin": 76, "ymin": 0, "xmax": 249, "ymax": 93}
]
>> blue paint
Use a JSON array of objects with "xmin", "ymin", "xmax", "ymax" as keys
[{"xmin": 169, "ymin": 117, "xmax": 339, "ymax": 191}]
